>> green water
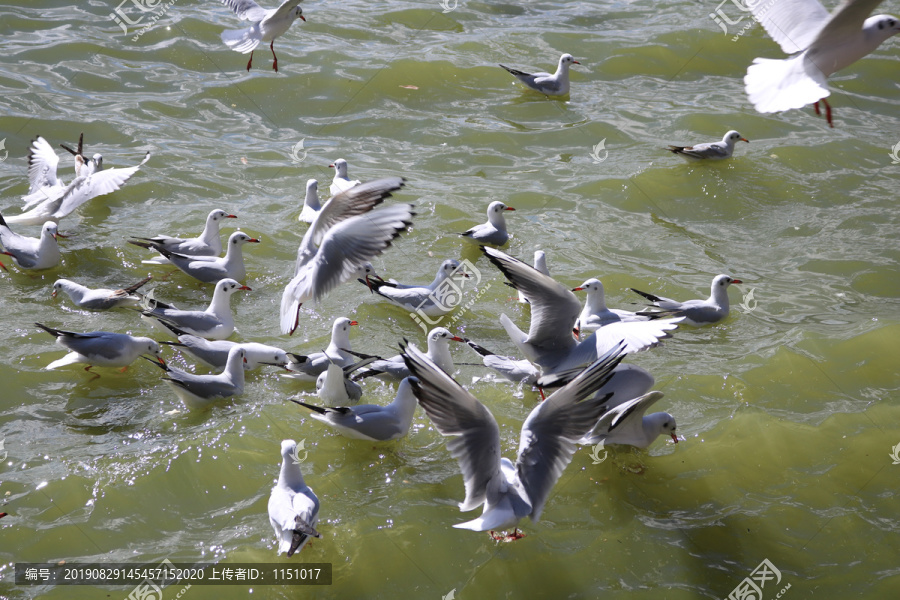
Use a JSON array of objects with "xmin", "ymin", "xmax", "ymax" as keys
[{"xmin": 1, "ymin": 0, "xmax": 899, "ymax": 598}]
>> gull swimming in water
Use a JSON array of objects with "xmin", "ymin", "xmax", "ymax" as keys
[
  {"xmin": 631, "ymin": 274, "xmax": 743, "ymax": 326},
  {"xmin": 51, "ymin": 276, "xmax": 152, "ymax": 310},
  {"xmin": 298, "ymin": 179, "xmax": 322, "ymax": 223},
  {"xmin": 130, "ymin": 231, "xmax": 259, "ymax": 284},
  {"xmin": 460, "ymin": 201, "xmax": 515, "ymax": 247},
  {"xmin": 328, "ymin": 159, "xmax": 361, "ymax": 196},
  {"xmin": 0, "ymin": 215, "xmax": 60, "ymax": 271},
  {"xmin": 140, "ymin": 278, "xmax": 250, "ymax": 340},
  {"xmin": 268, "ymin": 439, "xmax": 321, "ymax": 556},
  {"xmin": 35, "ymin": 322, "xmax": 164, "ymax": 372},
  {"xmin": 666, "ymin": 131, "xmax": 749, "ymax": 161},
  {"xmin": 134, "ymin": 209, "xmax": 237, "ymax": 265},
  {"xmin": 499, "ymin": 53, "xmax": 580, "ymax": 96}
]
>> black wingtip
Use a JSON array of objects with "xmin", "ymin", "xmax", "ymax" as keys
[
  {"xmin": 287, "ymin": 398, "xmax": 327, "ymax": 414},
  {"xmin": 630, "ymin": 288, "xmax": 662, "ymax": 303},
  {"xmin": 34, "ymin": 322, "xmax": 58, "ymax": 337},
  {"xmin": 464, "ymin": 339, "xmax": 494, "ymax": 357}
]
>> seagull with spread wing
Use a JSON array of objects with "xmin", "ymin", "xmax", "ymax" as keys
[
  {"xmin": 280, "ymin": 177, "xmax": 413, "ymax": 335},
  {"xmin": 220, "ymin": 0, "xmax": 306, "ymax": 72}
]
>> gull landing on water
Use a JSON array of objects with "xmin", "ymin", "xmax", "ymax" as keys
[
  {"xmin": 499, "ymin": 53, "xmax": 580, "ymax": 97},
  {"xmin": 221, "ymin": 0, "xmax": 306, "ymax": 72},
  {"xmin": 743, "ymin": 0, "xmax": 900, "ymax": 127},
  {"xmin": 666, "ymin": 131, "xmax": 748, "ymax": 161}
]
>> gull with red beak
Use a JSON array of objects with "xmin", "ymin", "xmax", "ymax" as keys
[
  {"xmin": 631, "ymin": 274, "xmax": 743, "ymax": 326},
  {"xmin": 140, "ymin": 278, "xmax": 250, "ymax": 340},
  {"xmin": 666, "ymin": 131, "xmax": 749, "ymax": 161},
  {"xmin": 51, "ymin": 276, "xmax": 152, "ymax": 310},
  {"xmin": 35, "ymin": 323, "xmax": 164, "ymax": 373},
  {"xmin": 283, "ymin": 317, "xmax": 360, "ymax": 381},
  {"xmin": 351, "ymin": 327, "xmax": 464, "ymax": 382},
  {"xmin": 499, "ymin": 53, "xmax": 580, "ymax": 96},
  {"xmin": 149, "ymin": 345, "xmax": 247, "ymax": 409},
  {"xmin": 460, "ymin": 201, "xmax": 515, "ymax": 246},
  {"xmin": 134, "ymin": 209, "xmax": 238, "ymax": 265},
  {"xmin": 0, "ymin": 214, "xmax": 60, "ymax": 271},
  {"xmin": 362, "ymin": 259, "xmax": 468, "ymax": 317},
  {"xmin": 579, "ymin": 391, "xmax": 679, "ymax": 449},
  {"xmin": 220, "ymin": 0, "xmax": 306, "ymax": 72},
  {"xmin": 572, "ymin": 278, "xmax": 651, "ymax": 339},
  {"xmin": 130, "ymin": 231, "xmax": 260, "ymax": 284}
]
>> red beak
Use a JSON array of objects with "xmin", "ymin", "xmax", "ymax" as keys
[
  {"xmin": 572, "ymin": 327, "xmax": 580, "ymax": 339},
  {"xmin": 504, "ymin": 207, "xmax": 516, "ymax": 211},
  {"xmin": 572, "ymin": 60, "xmax": 581, "ymax": 65},
  {"xmin": 226, "ymin": 214, "xmax": 238, "ymax": 219},
  {"xmin": 450, "ymin": 336, "xmax": 464, "ymax": 342},
  {"xmin": 732, "ymin": 279, "xmax": 743, "ymax": 285},
  {"xmin": 248, "ymin": 238, "xmax": 260, "ymax": 243},
  {"xmin": 239, "ymin": 285, "xmax": 252, "ymax": 291},
  {"xmin": 571, "ymin": 287, "xmax": 584, "ymax": 292},
  {"xmin": 299, "ymin": 15, "xmax": 306, "ymax": 21},
  {"xmin": 671, "ymin": 434, "xmax": 679, "ymax": 443},
  {"xmin": 328, "ymin": 164, "xmax": 335, "ymax": 168},
  {"xmin": 349, "ymin": 320, "xmax": 359, "ymax": 326}
]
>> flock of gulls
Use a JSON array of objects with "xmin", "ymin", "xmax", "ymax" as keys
[{"xmin": 1, "ymin": 0, "xmax": 897, "ymax": 554}]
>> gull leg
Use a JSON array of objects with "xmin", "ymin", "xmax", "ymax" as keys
[
  {"xmin": 0, "ymin": 260, "xmax": 7, "ymax": 272},
  {"xmin": 246, "ymin": 50, "xmax": 254, "ymax": 71},
  {"xmin": 813, "ymin": 101, "xmax": 821, "ymax": 116},
  {"xmin": 538, "ymin": 387, "xmax": 546, "ymax": 401},
  {"xmin": 823, "ymin": 98, "xmax": 833, "ymax": 128},
  {"xmin": 271, "ymin": 41, "xmax": 278, "ymax": 72}
]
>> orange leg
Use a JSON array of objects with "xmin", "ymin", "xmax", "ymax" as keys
[
  {"xmin": 246, "ymin": 50, "xmax": 254, "ymax": 71},
  {"xmin": 270, "ymin": 41, "xmax": 278, "ymax": 72}
]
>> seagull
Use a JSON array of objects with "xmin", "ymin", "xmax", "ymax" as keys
[
  {"xmin": 463, "ymin": 339, "xmax": 540, "ymax": 386},
  {"xmin": 150, "ymin": 345, "xmax": 246, "ymax": 409},
  {"xmin": 20, "ymin": 133, "xmax": 89, "ymax": 210},
  {"xmin": 52, "ymin": 276, "xmax": 152, "ymax": 310},
  {"xmin": 154, "ymin": 320, "xmax": 288, "ymax": 370},
  {"xmin": 579, "ymin": 392, "xmax": 678, "ymax": 449},
  {"xmin": 352, "ymin": 327, "xmax": 464, "ymax": 382},
  {"xmin": 133, "ymin": 209, "xmax": 237, "ymax": 265},
  {"xmin": 517, "ymin": 251, "xmax": 549, "ymax": 303},
  {"xmin": 312, "ymin": 357, "xmax": 377, "ymax": 406},
  {"xmin": 572, "ymin": 278, "xmax": 650, "ymax": 338},
  {"xmin": 289, "ymin": 377, "xmax": 419, "ymax": 441},
  {"xmin": 221, "ymin": 0, "xmax": 306, "ymax": 72},
  {"xmin": 35, "ymin": 322, "xmax": 164, "ymax": 372},
  {"xmin": 328, "ymin": 159, "xmax": 361, "ymax": 196},
  {"xmin": 744, "ymin": 0, "xmax": 899, "ymax": 127},
  {"xmin": 129, "ymin": 231, "xmax": 259, "ymax": 284},
  {"xmin": 363, "ymin": 259, "xmax": 466, "ymax": 317},
  {"xmin": 0, "ymin": 215, "xmax": 60, "ymax": 271},
  {"xmin": 483, "ymin": 247, "xmax": 682, "ymax": 378},
  {"xmin": 401, "ymin": 338, "xmax": 625, "ymax": 540},
  {"xmin": 9, "ymin": 147, "xmax": 150, "ymax": 226},
  {"xmin": 280, "ymin": 177, "xmax": 413, "ymax": 335},
  {"xmin": 140, "ymin": 278, "xmax": 250, "ymax": 340},
  {"xmin": 631, "ymin": 274, "xmax": 743, "ymax": 326},
  {"xmin": 282, "ymin": 317, "xmax": 359, "ymax": 381},
  {"xmin": 499, "ymin": 53, "xmax": 580, "ymax": 96},
  {"xmin": 460, "ymin": 201, "xmax": 514, "ymax": 247},
  {"xmin": 298, "ymin": 179, "xmax": 322, "ymax": 223},
  {"xmin": 666, "ymin": 131, "xmax": 749, "ymax": 160},
  {"xmin": 268, "ymin": 439, "xmax": 321, "ymax": 557}
]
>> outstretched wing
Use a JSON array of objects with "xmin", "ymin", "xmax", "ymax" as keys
[
  {"xmin": 401, "ymin": 340, "xmax": 503, "ymax": 512},
  {"xmin": 26, "ymin": 136, "xmax": 60, "ymax": 195},
  {"xmin": 55, "ymin": 152, "xmax": 150, "ymax": 218},
  {"xmin": 222, "ymin": 0, "xmax": 268, "ymax": 21}
]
